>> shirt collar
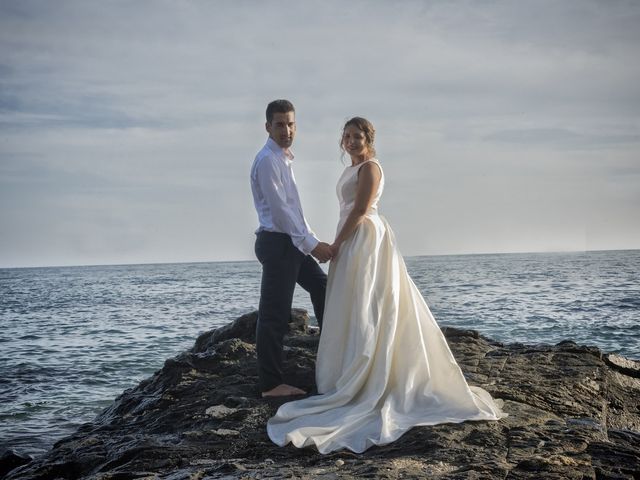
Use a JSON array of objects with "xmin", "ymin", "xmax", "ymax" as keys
[{"xmin": 266, "ymin": 137, "xmax": 294, "ymax": 163}]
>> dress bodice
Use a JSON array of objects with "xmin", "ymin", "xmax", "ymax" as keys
[{"xmin": 336, "ymin": 159, "xmax": 384, "ymax": 223}]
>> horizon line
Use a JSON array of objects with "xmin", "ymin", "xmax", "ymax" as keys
[{"xmin": 2, "ymin": 247, "xmax": 638, "ymax": 270}]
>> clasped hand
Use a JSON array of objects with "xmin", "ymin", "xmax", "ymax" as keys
[{"xmin": 311, "ymin": 242, "xmax": 339, "ymax": 263}]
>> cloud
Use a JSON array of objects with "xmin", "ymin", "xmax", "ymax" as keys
[
  {"xmin": 0, "ymin": 0, "xmax": 638, "ymax": 267},
  {"xmin": 483, "ymin": 128, "xmax": 640, "ymax": 148}
]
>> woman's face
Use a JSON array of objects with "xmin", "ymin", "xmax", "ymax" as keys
[{"xmin": 342, "ymin": 125, "xmax": 369, "ymax": 158}]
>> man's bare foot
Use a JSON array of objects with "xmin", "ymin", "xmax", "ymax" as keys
[{"xmin": 261, "ymin": 384, "xmax": 306, "ymax": 398}]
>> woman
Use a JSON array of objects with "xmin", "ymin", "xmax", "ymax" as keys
[{"xmin": 267, "ymin": 117, "xmax": 506, "ymax": 454}]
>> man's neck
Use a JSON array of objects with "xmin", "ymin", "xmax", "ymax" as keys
[{"xmin": 267, "ymin": 137, "xmax": 294, "ymax": 160}]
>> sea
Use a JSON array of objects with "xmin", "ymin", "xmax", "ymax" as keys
[{"xmin": 1, "ymin": 250, "xmax": 639, "ymax": 458}]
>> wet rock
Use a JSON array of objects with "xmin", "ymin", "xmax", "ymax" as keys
[
  {"xmin": 0, "ymin": 449, "xmax": 33, "ymax": 478},
  {"xmin": 6, "ymin": 309, "xmax": 640, "ymax": 479}
]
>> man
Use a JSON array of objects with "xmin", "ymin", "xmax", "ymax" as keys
[{"xmin": 250, "ymin": 99, "xmax": 332, "ymax": 398}]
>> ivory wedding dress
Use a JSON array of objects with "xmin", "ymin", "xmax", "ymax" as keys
[{"xmin": 267, "ymin": 159, "xmax": 506, "ymax": 454}]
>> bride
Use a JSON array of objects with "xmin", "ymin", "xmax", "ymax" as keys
[{"xmin": 267, "ymin": 117, "xmax": 506, "ymax": 454}]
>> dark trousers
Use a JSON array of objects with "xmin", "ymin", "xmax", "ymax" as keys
[{"xmin": 255, "ymin": 231, "xmax": 327, "ymax": 392}]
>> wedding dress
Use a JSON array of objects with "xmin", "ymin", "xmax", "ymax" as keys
[{"xmin": 267, "ymin": 159, "xmax": 506, "ymax": 454}]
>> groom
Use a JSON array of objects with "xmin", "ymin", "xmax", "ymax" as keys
[{"xmin": 250, "ymin": 99, "xmax": 332, "ymax": 398}]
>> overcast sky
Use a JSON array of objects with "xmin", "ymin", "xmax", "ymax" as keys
[{"xmin": 1, "ymin": 0, "xmax": 639, "ymax": 268}]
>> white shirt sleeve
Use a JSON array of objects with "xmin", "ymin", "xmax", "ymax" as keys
[{"xmin": 255, "ymin": 157, "xmax": 319, "ymax": 255}]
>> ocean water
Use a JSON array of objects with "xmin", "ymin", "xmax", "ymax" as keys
[{"xmin": 1, "ymin": 250, "xmax": 639, "ymax": 457}]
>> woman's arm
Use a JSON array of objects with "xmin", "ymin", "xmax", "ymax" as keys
[{"xmin": 331, "ymin": 161, "xmax": 382, "ymax": 254}]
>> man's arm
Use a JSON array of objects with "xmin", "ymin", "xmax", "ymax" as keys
[{"xmin": 254, "ymin": 156, "xmax": 320, "ymax": 256}]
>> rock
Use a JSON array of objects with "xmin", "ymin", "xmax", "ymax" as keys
[
  {"xmin": 211, "ymin": 428, "xmax": 239, "ymax": 436},
  {"xmin": 205, "ymin": 405, "xmax": 239, "ymax": 419},
  {"xmin": 191, "ymin": 308, "xmax": 309, "ymax": 354},
  {"xmin": 604, "ymin": 353, "xmax": 640, "ymax": 379},
  {"xmin": 0, "ymin": 449, "xmax": 33, "ymax": 478},
  {"xmin": 6, "ymin": 309, "xmax": 640, "ymax": 479}
]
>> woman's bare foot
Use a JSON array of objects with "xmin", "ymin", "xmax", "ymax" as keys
[{"xmin": 261, "ymin": 384, "xmax": 306, "ymax": 398}]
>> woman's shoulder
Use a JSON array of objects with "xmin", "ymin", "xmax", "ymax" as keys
[
  {"xmin": 357, "ymin": 158, "xmax": 382, "ymax": 173},
  {"xmin": 356, "ymin": 158, "xmax": 383, "ymax": 182}
]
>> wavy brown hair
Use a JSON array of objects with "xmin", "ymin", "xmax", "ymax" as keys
[{"xmin": 340, "ymin": 116, "xmax": 376, "ymax": 159}]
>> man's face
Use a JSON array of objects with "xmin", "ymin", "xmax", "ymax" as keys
[{"xmin": 266, "ymin": 111, "xmax": 296, "ymax": 149}]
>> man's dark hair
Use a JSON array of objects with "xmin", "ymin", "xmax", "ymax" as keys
[{"xmin": 266, "ymin": 99, "xmax": 295, "ymax": 124}]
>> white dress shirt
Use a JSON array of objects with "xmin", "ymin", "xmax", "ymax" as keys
[{"xmin": 250, "ymin": 138, "xmax": 319, "ymax": 255}]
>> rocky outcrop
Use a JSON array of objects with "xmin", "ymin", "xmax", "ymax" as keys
[{"xmin": 4, "ymin": 309, "xmax": 640, "ymax": 479}]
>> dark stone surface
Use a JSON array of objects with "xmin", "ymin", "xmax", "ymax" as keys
[
  {"xmin": 5, "ymin": 309, "xmax": 640, "ymax": 479},
  {"xmin": 0, "ymin": 450, "xmax": 32, "ymax": 478}
]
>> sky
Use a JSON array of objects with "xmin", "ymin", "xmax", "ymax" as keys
[{"xmin": 1, "ymin": 0, "xmax": 639, "ymax": 268}]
